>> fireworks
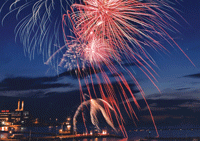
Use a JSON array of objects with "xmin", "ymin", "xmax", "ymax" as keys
[
  {"xmin": 59, "ymin": 0, "xmax": 191, "ymax": 136},
  {"xmin": 0, "ymin": 0, "xmax": 193, "ymax": 138},
  {"xmin": 67, "ymin": 0, "xmax": 194, "ymax": 66},
  {"xmin": 73, "ymin": 96, "xmax": 117, "ymax": 133},
  {"xmin": 0, "ymin": 0, "xmax": 71, "ymax": 64},
  {"xmin": 68, "ymin": 0, "xmax": 175, "ymax": 62}
]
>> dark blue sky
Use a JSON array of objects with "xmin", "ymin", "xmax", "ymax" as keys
[{"xmin": 0, "ymin": 0, "xmax": 200, "ymax": 125}]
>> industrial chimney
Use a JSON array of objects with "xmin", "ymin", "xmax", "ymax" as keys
[
  {"xmin": 21, "ymin": 101, "xmax": 24, "ymax": 111},
  {"xmin": 15, "ymin": 99, "xmax": 21, "ymax": 111}
]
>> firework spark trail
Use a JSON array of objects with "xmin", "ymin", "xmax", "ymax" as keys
[
  {"xmin": 66, "ymin": 48, "xmax": 142, "ymax": 137},
  {"xmin": 73, "ymin": 97, "xmax": 117, "ymax": 133},
  {"xmin": 56, "ymin": 0, "xmax": 194, "ymax": 137},
  {"xmin": 68, "ymin": 0, "xmax": 193, "ymax": 66},
  {"xmin": 1, "ymin": 0, "xmax": 194, "ymax": 138},
  {"xmin": 0, "ymin": 0, "xmax": 73, "ymax": 65},
  {"xmin": 90, "ymin": 65, "xmax": 129, "ymax": 137},
  {"xmin": 71, "ymin": 59, "xmax": 130, "ymax": 137}
]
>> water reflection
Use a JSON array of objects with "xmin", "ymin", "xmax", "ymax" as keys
[
  {"xmin": 78, "ymin": 138, "xmax": 125, "ymax": 141},
  {"xmin": 0, "ymin": 133, "xmax": 9, "ymax": 139},
  {"xmin": 0, "ymin": 126, "xmax": 8, "ymax": 131},
  {"xmin": 0, "ymin": 125, "xmax": 25, "ymax": 132},
  {"xmin": 1, "ymin": 125, "xmax": 200, "ymax": 140}
]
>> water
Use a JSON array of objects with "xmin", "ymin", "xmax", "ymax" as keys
[{"xmin": 1, "ymin": 126, "xmax": 200, "ymax": 141}]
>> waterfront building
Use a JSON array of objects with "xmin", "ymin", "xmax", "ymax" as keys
[
  {"xmin": 0, "ymin": 110, "xmax": 11, "ymax": 126},
  {"xmin": 0, "ymin": 110, "xmax": 11, "ymax": 122},
  {"xmin": 59, "ymin": 117, "xmax": 72, "ymax": 134},
  {"xmin": 12, "ymin": 100, "xmax": 29, "ymax": 124},
  {"xmin": 0, "ymin": 100, "xmax": 29, "ymax": 126}
]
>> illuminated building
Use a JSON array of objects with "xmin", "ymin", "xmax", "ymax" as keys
[
  {"xmin": 59, "ymin": 117, "xmax": 72, "ymax": 134},
  {"xmin": 15, "ymin": 100, "xmax": 24, "ymax": 111},
  {"xmin": 0, "ymin": 110, "xmax": 11, "ymax": 121},
  {"xmin": 0, "ymin": 126, "xmax": 9, "ymax": 131},
  {"xmin": 11, "ymin": 100, "xmax": 29, "ymax": 124},
  {"xmin": 34, "ymin": 118, "xmax": 39, "ymax": 124},
  {"xmin": 0, "ymin": 110, "xmax": 11, "ymax": 126},
  {"xmin": 0, "ymin": 100, "xmax": 29, "ymax": 125}
]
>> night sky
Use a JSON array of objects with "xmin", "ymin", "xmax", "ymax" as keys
[{"xmin": 0, "ymin": 0, "xmax": 200, "ymax": 127}]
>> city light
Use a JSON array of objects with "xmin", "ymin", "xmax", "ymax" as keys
[
  {"xmin": 67, "ymin": 125, "xmax": 71, "ymax": 130},
  {"xmin": 102, "ymin": 130, "xmax": 107, "ymax": 135}
]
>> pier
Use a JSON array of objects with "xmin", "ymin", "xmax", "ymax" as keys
[
  {"xmin": 38, "ymin": 134, "xmax": 123, "ymax": 140},
  {"xmin": 0, "ymin": 133, "xmax": 123, "ymax": 141}
]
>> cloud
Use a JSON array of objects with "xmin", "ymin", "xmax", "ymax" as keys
[
  {"xmin": 137, "ymin": 98, "xmax": 200, "ymax": 126},
  {"xmin": 0, "ymin": 76, "xmax": 71, "ymax": 91},
  {"xmin": 81, "ymin": 81, "xmax": 140, "ymax": 101},
  {"xmin": 178, "ymin": 101, "xmax": 200, "ymax": 112},
  {"xmin": 176, "ymin": 88, "xmax": 191, "ymax": 91},
  {"xmin": 120, "ymin": 87, "xmax": 200, "ymax": 109},
  {"xmin": 59, "ymin": 67, "xmax": 101, "ymax": 79},
  {"xmin": 0, "ymin": 89, "xmax": 46, "ymax": 98},
  {"xmin": 0, "ymin": 67, "xmax": 140, "ymax": 99},
  {"xmin": 142, "ymin": 88, "xmax": 200, "ymax": 100},
  {"xmin": 141, "ymin": 103, "xmax": 179, "ymax": 111},
  {"xmin": 0, "ymin": 74, "xmax": 75, "ymax": 98},
  {"xmin": 178, "ymin": 101, "xmax": 200, "ymax": 108},
  {"xmin": 183, "ymin": 73, "xmax": 200, "ymax": 78}
]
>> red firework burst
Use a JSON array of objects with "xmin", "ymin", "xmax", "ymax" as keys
[{"xmin": 46, "ymin": 0, "xmax": 194, "ymax": 138}]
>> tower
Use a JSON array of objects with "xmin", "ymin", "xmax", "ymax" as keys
[
  {"xmin": 20, "ymin": 101, "xmax": 24, "ymax": 111},
  {"xmin": 15, "ymin": 100, "xmax": 24, "ymax": 111},
  {"xmin": 15, "ymin": 99, "xmax": 20, "ymax": 111}
]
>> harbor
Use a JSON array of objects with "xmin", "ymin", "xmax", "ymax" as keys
[
  {"xmin": 1, "ymin": 101, "xmax": 200, "ymax": 141},
  {"xmin": 0, "ymin": 100, "xmax": 124, "ymax": 140},
  {"xmin": 0, "ymin": 131, "xmax": 123, "ymax": 141}
]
